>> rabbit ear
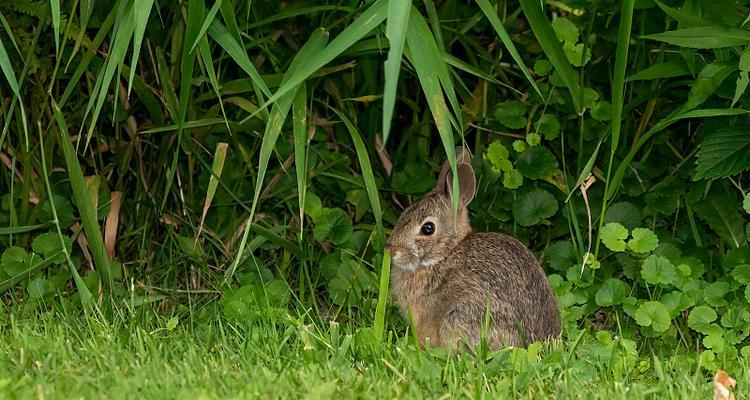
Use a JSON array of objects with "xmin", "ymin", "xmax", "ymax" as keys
[{"xmin": 436, "ymin": 147, "xmax": 476, "ymax": 208}]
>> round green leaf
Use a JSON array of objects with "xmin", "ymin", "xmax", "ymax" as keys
[
  {"xmin": 743, "ymin": 193, "xmax": 750, "ymax": 214},
  {"xmin": 545, "ymin": 241, "xmax": 576, "ymax": 271},
  {"xmin": 313, "ymin": 208, "xmax": 353, "ymax": 245},
  {"xmin": 688, "ymin": 306, "xmax": 718, "ymax": 334},
  {"xmin": 641, "ymin": 255, "xmax": 677, "ymax": 286},
  {"xmin": 601, "ymin": 222, "xmax": 628, "ymax": 252},
  {"xmin": 704, "ymin": 281, "xmax": 731, "ymax": 307},
  {"xmin": 502, "ymin": 169, "xmax": 523, "ymax": 189},
  {"xmin": 627, "ymin": 228, "xmax": 659, "ymax": 253},
  {"xmin": 526, "ymin": 132, "xmax": 541, "ymax": 146},
  {"xmin": 536, "ymin": 114, "xmax": 560, "ymax": 140},
  {"xmin": 634, "ymin": 301, "xmax": 671, "ymax": 333},
  {"xmin": 591, "ymin": 101, "xmax": 612, "ymax": 122},
  {"xmin": 516, "ymin": 147, "xmax": 558, "ymax": 179},
  {"xmin": 512, "ymin": 140, "xmax": 526, "ymax": 153},
  {"xmin": 534, "ymin": 59, "xmax": 552, "ymax": 76},
  {"xmin": 603, "ymin": 201, "xmax": 642, "ymax": 230},
  {"xmin": 494, "ymin": 101, "xmax": 527, "ymax": 129},
  {"xmin": 595, "ymin": 278, "xmax": 630, "ymax": 307},
  {"xmin": 551, "ymin": 17, "xmax": 578, "ymax": 44},
  {"xmin": 512, "ymin": 189, "xmax": 559, "ymax": 227}
]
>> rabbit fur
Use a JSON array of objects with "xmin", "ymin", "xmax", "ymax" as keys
[{"xmin": 386, "ymin": 147, "xmax": 561, "ymax": 350}]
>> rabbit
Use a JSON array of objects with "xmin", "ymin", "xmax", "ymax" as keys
[{"xmin": 386, "ymin": 147, "xmax": 561, "ymax": 350}]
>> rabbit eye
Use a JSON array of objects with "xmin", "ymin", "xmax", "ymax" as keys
[{"xmin": 420, "ymin": 222, "xmax": 435, "ymax": 236}]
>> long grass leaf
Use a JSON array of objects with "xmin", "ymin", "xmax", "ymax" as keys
[
  {"xmin": 248, "ymin": 0, "xmax": 388, "ymax": 120},
  {"xmin": 374, "ymin": 250, "xmax": 391, "ymax": 343},
  {"xmin": 382, "ymin": 0, "xmax": 410, "ymax": 144},
  {"xmin": 50, "ymin": 0, "xmax": 60, "ymax": 54},
  {"xmin": 405, "ymin": 11, "xmax": 459, "ymax": 214},
  {"xmin": 643, "ymin": 27, "xmax": 750, "ymax": 49},
  {"xmin": 52, "ymin": 101, "xmax": 112, "ymax": 288},
  {"xmin": 330, "ymin": 107, "xmax": 384, "ymax": 245},
  {"xmin": 227, "ymin": 30, "xmax": 329, "ymax": 281},
  {"xmin": 519, "ymin": 0, "xmax": 582, "ymax": 113},
  {"xmin": 475, "ymin": 0, "xmax": 542, "ymax": 98},
  {"xmin": 126, "ymin": 0, "xmax": 155, "ymax": 97},
  {"xmin": 0, "ymin": 36, "xmax": 28, "ymax": 148},
  {"xmin": 292, "ymin": 82, "xmax": 308, "ymax": 241},
  {"xmin": 198, "ymin": 143, "xmax": 228, "ymax": 237},
  {"xmin": 190, "ymin": 0, "xmax": 223, "ymax": 54}
]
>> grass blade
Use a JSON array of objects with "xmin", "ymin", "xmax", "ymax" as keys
[
  {"xmin": 405, "ymin": 9, "xmax": 459, "ymax": 214},
  {"xmin": 227, "ymin": 30, "xmax": 329, "ymax": 281},
  {"xmin": 643, "ymin": 27, "xmax": 750, "ymax": 49},
  {"xmin": 198, "ymin": 143, "xmax": 228, "ymax": 237},
  {"xmin": 292, "ymin": 82, "xmax": 308, "ymax": 241},
  {"xmin": 382, "ymin": 0, "xmax": 411, "ymax": 144},
  {"xmin": 475, "ymin": 0, "xmax": 542, "ymax": 98},
  {"xmin": 519, "ymin": 0, "xmax": 582, "ymax": 113},
  {"xmin": 50, "ymin": 0, "xmax": 60, "ymax": 54},
  {"xmin": 0, "ymin": 34, "xmax": 28, "ymax": 149},
  {"xmin": 126, "ymin": 0, "xmax": 155, "ymax": 98},
  {"xmin": 596, "ymin": 0, "xmax": 634, "ymax": 255},
  {"xmin": 190, "ymin": 0, "xmax": 223, "ymax": 54},
  {"xmin": 374, "ymin": 250, "xmax": 391, "ymax": 344},
  {"xmin": 330, "ymin": 107, "xmax": 384, "ymax": 246},
  {"xmin": 248, "ymin": 0, "xmax": 388, "ymax": 121},
  {"xmin": 52, "ymin": 100, "xmax": 112, "ymax": 288}
]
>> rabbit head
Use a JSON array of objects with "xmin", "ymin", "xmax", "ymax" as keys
[{"xmin": 386, "ymin": 147, "xmax": 476, "ymax": 271}]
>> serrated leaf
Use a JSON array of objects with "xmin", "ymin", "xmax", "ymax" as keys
[
  {"xmin": 693, "ymin": 188, "xmax": 746, "ymax": 247},
  {"xmin": 695, "ymin": 126, "xmax": 750, "ymax": 180},
  {"xmin": 502, "ymin": 169, "xmax": 523, "ymax": 189},
  {"xmin": 627, "ymin": 228, "xmax": 659, "ymax": 253},
  {"xmin": 595, "ymin": 278, "xmax": 630, "ymax": 307},
  {"xmin": 516, "ymin": 147, "xmax": 558, "ymax": 179},
  {"xmin": 641, "ymin": 255, "xmax": 677, "ymax": 286},
  {"xmin": 634, "ymin": 301, "xmax": 671, "ymax": 332},
  {"xmin": 601, "ymin": 222, "xmax": 629, "ymax": 252},
  {"xmin": 512, "ymin": 189, "xmax": 558, "ymax": 226}
]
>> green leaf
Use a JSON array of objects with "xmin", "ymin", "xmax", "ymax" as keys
[
  {"xmin": 627, "ymin": 228, "xmax": 659, "ymax": 253},
  {"xmin": 641, "ymin": 255, "xmax": 677, "ymax": 286},
  {"xmin": 601, "ymin": 222, "xmax": 629, "ymax": 252},
  {"xmin": 475, "ymin": 0, "xmax": 541, "ymax": 99},
  {"xmin": 595, "ymin": 278, "xmax": 630, "ymax": 307},
  {"xmin": 563, "ymin": 42, "xmax": 590, "ymax": 67},
  {"xmin": 512, "ymin": 189, "xmax": 559, "ymax": 226},
  {"xmin": 704, "ymin": 281, "xmax": 731, "ymax": 307},
  {"xmin": 502, "ymin": 169, "xmax": 523, "ymax": 190},
  {"xmin": 694, "ymin": 126, "xmax": 750, "ymax": 180},
  {"xmin": 382, "ymin": 0, "xmax": 411, "ymax": 144},
  {"xmin": 551, "ymin": 17, "xmax": 578, "ymax": 44},
  {"xmin": 32, "ymin": 232, "xmax": 71, "ymax": 260},
  {"xmin": 627, "ymin": 61, "xmax": 690, "ymax": 81},
  {"xmin": 519, "ymin": 0, "xmax": 582, "ymax": 112},
  {"xmin": 545, "ymin": 241, "xmax": 577, "ymax": 271},
  {"xmin": 525, "ymin": 132, "xmax": 541, "ymax": 147},
  {"xmin": 485, "ymin": 141, "xmax": 510, "ymax": 172},
  {"xmin": 516, "ymin": 147, "xmax": 558, "ymax": 179},
  {"xmin": 27, "ymin": 276, "xmax": 49, "ymax": 299},
  {"xmin": 604, "ymin": 202, "xmax": 642, "ymax": 230},
  {"xmin": 494, "ymin": 101, "xmax": 527, "ymax": 129},
  {"xmin": 634, "ymin": 301, "xmax": 672, "ymax": 333},
  {"xmin": 313, "ymin": 208, "xmax": 354, "ymax": 245},
  {"xmin": 692, "ymin": 188, "xmax": 746, "ymax": 248},
  {"xmin": 512, "ymin": 140, "xmax": 526, "ymax": 153},
  {"xmin": 685, "ymin": 64, "xmax": 736, "ymax": 111},
  {"xmin": 688, "ymin": 306, "xmax": 718, "ymax": 334},
  {"xmin": 534, "ymin": 59, "xmax": 552, "ymax": 76},
  {"xmin": 643, "ymin": 27, "xmax": 750, "ymax": 48},
  {"xmin": 732, "ymin": 264, "xmax": 750, "ymax": 284},
  {"xmin": 743, "ymin": 193, "xmax": 750, "ymax": 214},
  {"xmin": 536, "ymin": 114, "xmax": 560, "ymax": 140}
]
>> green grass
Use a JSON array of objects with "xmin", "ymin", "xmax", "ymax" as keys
[{"xmin": 0, "ymin": 304, "xmax": 744, "ymax": 399}]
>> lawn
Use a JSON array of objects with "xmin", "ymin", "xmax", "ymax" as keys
[{"xmin": 1, "ymin": 304, "xmax": 744, "ymax": 399}]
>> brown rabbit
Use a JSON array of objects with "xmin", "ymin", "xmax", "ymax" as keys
[{"xmin": 386, "ymin": 147, "xmax": 561, "ymax": 350}]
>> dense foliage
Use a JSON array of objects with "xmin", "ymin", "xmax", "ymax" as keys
[{"xmin": 2, "ymin": 0, "xmax": 750, "ymax": 393}]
